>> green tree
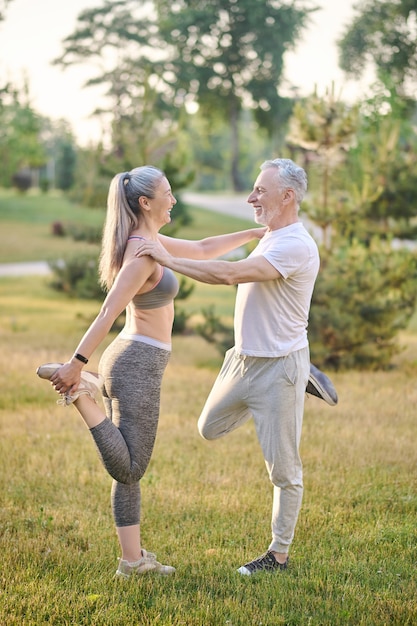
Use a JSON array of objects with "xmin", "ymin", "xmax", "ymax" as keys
[
  {"xmin": 309, "ymin": 239, "xmax": 417, "ymax": 370},
  {"xmin": 338, "ymin": 0, "xmax": 417, "ymax": 105},
  {"xmin": 287, "ymin": 87, "xmax": 417, "ymax": 369},
  {"xmin": 344, "ymin": 90, "xmax": 417, "ymax": 242},
  {"xmin": 155, "ymin": 0, "xmax": 315, "ymax": 190},
  {"xmin": 54, "ymin": 0, "xmax": 196, "ymax": 221},
  {"xmin": 54, "ymin": 0, "xmax": 315, "ymax": 191},
  {"xmin": 55, "ymin": 140, "xmax": 77, "ymax": 191},
  {"xmin": 0, "ymin": 81, "xmax": 46, "ymax": 188},
  {"xmin": 287, "ymin": 84, "xmax": 360, "ymax": 248},
  {"xmin": 54, "ymin": 1, "xmax": 186, "ymax": 172},
  {"xmin": 40, "ymin": 119, "xmax": 78, "ymax": 191}
]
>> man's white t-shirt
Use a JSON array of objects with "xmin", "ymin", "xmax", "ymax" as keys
[{"xmin": 234, "ymin": 222, "xmax": 320, "ymax": 357}]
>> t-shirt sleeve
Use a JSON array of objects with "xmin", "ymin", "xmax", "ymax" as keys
[{"xmin": 262, "ymin": 237, "xmax": 309, "ymax": 280}]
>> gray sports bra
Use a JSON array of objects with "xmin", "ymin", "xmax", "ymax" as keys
[{"xmin": 128, "ymin": 236, "xmax": 179, "ymax": 310}]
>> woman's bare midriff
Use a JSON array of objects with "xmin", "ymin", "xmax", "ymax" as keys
[{"xmin": 123, "ymin": 302, "xmax": 175, "ymax": 344}]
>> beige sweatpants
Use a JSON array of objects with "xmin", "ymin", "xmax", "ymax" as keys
[{"xmin": 198, "ymin": 345, "xmax": 310, "ymax": 554}]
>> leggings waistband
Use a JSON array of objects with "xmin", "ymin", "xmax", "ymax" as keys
[{"xmin": 119, "ymin": 330, "xmax": 171, "ymax": 352}]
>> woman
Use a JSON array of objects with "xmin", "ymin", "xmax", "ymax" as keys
[{"xmin": 37, "ymin": 165, "xmax": 264, "ymax": 579}]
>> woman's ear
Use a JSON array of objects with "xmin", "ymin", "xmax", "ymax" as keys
[{"xmin": 138, "ymin": 195, "xmax": 150, "ymax": 211}]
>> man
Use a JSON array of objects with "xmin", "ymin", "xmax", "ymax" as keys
[{"xmin": 136, "ymin": 158, "xmax": 336, "ymax": 574}]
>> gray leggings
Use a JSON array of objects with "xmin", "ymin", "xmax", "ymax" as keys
[{"xmin": 89, "ymin": 337, "xmax": 170, "ymax": 527}]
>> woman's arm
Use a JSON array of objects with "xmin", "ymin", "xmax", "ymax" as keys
[
  {"xmin": 50, "ymin": 256, "xmax": 156, "ymax": 394},
  {"xmin": 158, "ymin": 227, "xmax": 265, "ymax": 260}
]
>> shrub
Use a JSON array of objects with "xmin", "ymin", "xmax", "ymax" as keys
[
  {"xmin": 48, "ymin": 254, "xmax": 104, "ymax": 300},
  {"xmin": 172, "ymin": 277, "xmax": 195, "ymax": 334},
  {"xmin": 309, "ymin": 239, "xmax": 417, "ymax": 370},
  {"xmin": 12, "ymin": 169, "xmax": 32, "ymax": 192},
  {"xmin": 51, "ymin": 221, "xmax": 65, "ymax": 237},
  {"xmin": 195, "ymin": 305, "xmax": 234, "ymax": 354},
  {"xmin": 66, "ymin": 223, "xmax": 102, "ymax": 244}
]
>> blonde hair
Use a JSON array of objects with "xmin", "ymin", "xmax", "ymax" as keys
[{"xmin": 99, "ymin": 166, "xmax": 165, "ymax": 289}]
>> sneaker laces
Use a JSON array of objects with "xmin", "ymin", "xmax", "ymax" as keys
[{"xmin": 56, "ymin": 372, "xmax": 104, "ymax": 406}]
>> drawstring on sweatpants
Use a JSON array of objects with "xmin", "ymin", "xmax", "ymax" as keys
[{"xmin": 235, "ymin": 352, "xmax": 248, "ymax": 377}]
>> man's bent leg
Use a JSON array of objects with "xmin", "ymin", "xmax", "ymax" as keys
[{"xmin": 198, "ymin": 348, "xmax": 252, "ymax": 440}]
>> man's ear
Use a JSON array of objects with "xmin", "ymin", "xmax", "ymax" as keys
[{"xmin": 283, "ymin": 188, "xmax": 295, "ymax": 203}]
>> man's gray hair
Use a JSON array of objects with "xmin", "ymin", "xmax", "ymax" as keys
[{"xmin": 260, "ymin": 158, "xmax": 307, "ymax": 205}]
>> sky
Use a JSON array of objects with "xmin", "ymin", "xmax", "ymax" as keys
[{"xmin": 0, "ymin": 0, "xmax": 369, "ymax": 145}]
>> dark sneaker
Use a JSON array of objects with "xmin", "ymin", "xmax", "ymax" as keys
[
  {"xmin": 237, "ymin": 551, "xmax": 289, "ymax": 576},
  {"xmin": 306, "ymin": 364, "xmax": 338, "ymax": 406}
]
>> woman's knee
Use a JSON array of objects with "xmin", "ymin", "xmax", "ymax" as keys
[
  {"xmin": 109, "ymin": 464, "xmax": 145, "ymax": 485},
  {"xmin": 110, "ymin": 472, "xmax": 137, "ymax": 485}
]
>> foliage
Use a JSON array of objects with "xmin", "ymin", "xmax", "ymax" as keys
[
  {"xmin": 338, "ymin": 0, "xmax": 417, "ymax": 103},
  {"xmin": 287, "ymin": 85, "xmax": 417, "ymax": 369},
  {"xmin": 343, "ymin": 91, "xmax": 417, "ymax": 239},
  {"xmin": 183, "ymin": 112, "xmax": 236, "ymax": 190},
  {"xmin": 40, "ymin": 119, "xmax": 78, "ymax": 191},
  {"xmin": 53, "ymin": 1, "xmax": 189, "ymax": 178},
  {"xmin": 48, "ymin": 254, "xmax": 104, "ymax": 300},
  {"xmin": 11, "ymin": 169, "xmax": 32, "ymax": 192},
  {"xmin": 65, "ymin": 123, "xmax": 194, "ymax": 238},
  {"xmin": 159, "ymin": 147, "xmax": 195, "ymax": 233},
  {"xmin": 309, "ymin": 240, "xmax": 417, "ymax": 370},
  {"xmin": 55, "ymin": 137, "xmax": 77, "ymax": 191},
  {"xmin": 68, "ymin": 144, "xmax": 111, "ymax": 208},
  {"xmin": 65, "ymin": 222, "xmax": 103, "ymax": 244},
  {"xmin": 185, "ymin": 108, "xmax": 272, "ymax": 191},
  {"xmin": 288, "ymin": 84, "xmax": 360, "ymax": 248},
  {"xmin": 0, "ymin": 81, "xmax": 46, "ymax": 188},
  {"xmin": 53, "ymin": 0, "xmax": 314, "ymax": 191},
  {"xmin": 172, "ymin": 276, "xmax": 195, "ymax": 334},
  {"xmin": 195, "ymin": 304, "xmax": 235, "ymax": 355},
  {"xmin": 155, "ymin": 0, "xmax": 314, "ymax": 189}
]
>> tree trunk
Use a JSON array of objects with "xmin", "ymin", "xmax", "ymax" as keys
[{"xmin": 230, "ymin": 102, "xmax": 243, "ymax": 191}]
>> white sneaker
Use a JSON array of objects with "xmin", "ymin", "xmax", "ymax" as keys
[
  {"xmin": 37, "ymin": 363, "xmax": 103, "ymax": 406},
  {"xmin": 115, "ymin": 549, "xmax": 176, "ymax": 578},
  {"xmin": 58, "ymin": 371, "xmax": 104, "ymax": 406},
  {"xmin": 36, "ymin": 363, "xmax": 63, "ymax": 380}
]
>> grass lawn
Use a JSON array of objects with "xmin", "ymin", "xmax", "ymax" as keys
[{"xmin": 0, "ymin": 192, "xmax": 416, "ymax": 625}]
